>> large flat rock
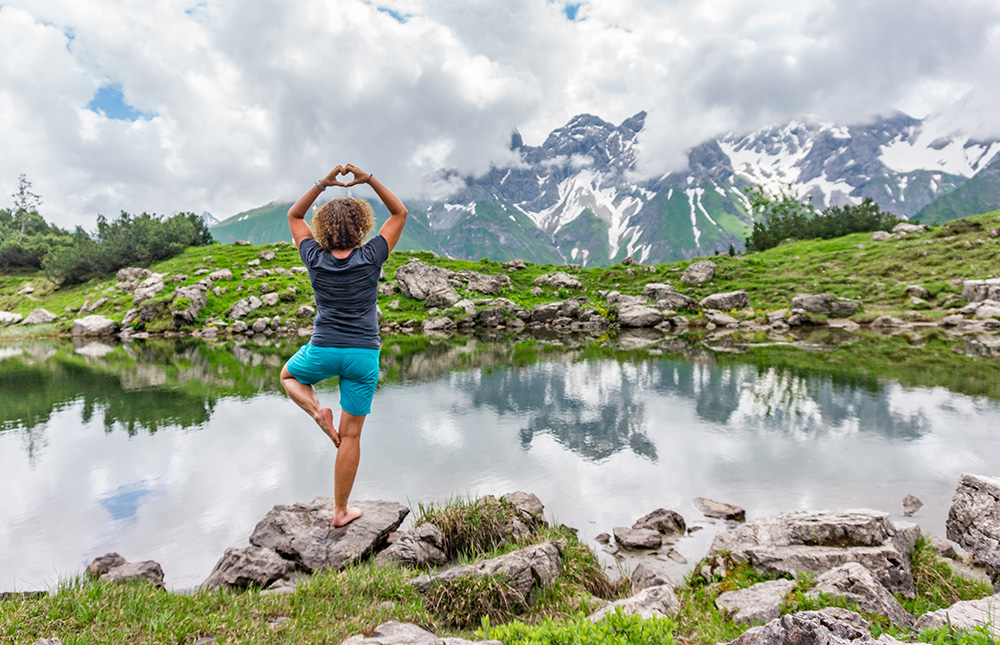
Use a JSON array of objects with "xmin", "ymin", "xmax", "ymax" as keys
[
  {"xmin": 915, "ymin": 594, "xmax": 1000, "ymax": 637},
  {"xmin": 947, "ymin": 473, "xmax": 1000, "ymax": 584},
  {"xmin": 249, "ymin": 499, "xmax": 409, "ymax": 573},
  {"xmin": 716, "ymin": 579, "xmax": 796, "ymax": 624}
]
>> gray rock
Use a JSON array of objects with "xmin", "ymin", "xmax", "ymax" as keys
[
  {"xmin": 808, "ymin": 563, "xmax": 913, "ymax": 626},
  {"xmin": 116, "ymin": 267, "xmax": 151, "ymax": 282},
  {"xmin": 963, "ymin": 279, "xmax": 1000, "ymax": 303},
  {"xmin": 0, "ymin": 311, "xmax": 23, "ymax": 325},
  {"xmin": 790, "ymin": 293, "xmax": 861, "ymax": 317},
  {"xmin": 247, "ymin": 259, "xmax": 260, "ymax": 267},
  {"xmin": 633, "ymin": 508, "xmax": 686, "ymax": 537},
  {"xmin": 422, "ymin": 317, "xmax": 457, "ymax": 332},
  {"xmin": 533, "ymin": 271, "xmax": 582, "ymax": 290},
  {"xmin": 251, "ymin": 319, "xmax": 268, "ymax": 333},
  {"xmin": 930, "ymin": 536, "xmax": 958, "ymax": 560},
  {"xmin": 80, "ymin": 297, "xmax": 109, "ymax": 314},
  {"xmin": 871, "ymin": 231, "xmax": 893, "ymax": 241},
  {"xmin": 462, "ymin": 271, "xmax": 512, "ymax": 295},
  {"xmin": 723, "ymin": 610, "xmax": 902, "ymax": 645},
  {"xmin": 296, "ymin": 305, "xmax": 316, "ymax": 319},
  {"xmin": 132, "ymin": 274, "xmax": 165, "ymax": 305},
  {"xmin": 940, "ymin": 314, "xmax": 965, "ymax": 327},
  {"xmin": 208, "ymin": 269, "xmax": 233, "ymax": 281},
  {"xmin": 766, "ymin": 309, "xmax": 790, "ymax": 323},
  {"xmin": 705, "ymin": 310, "xmax": 739, "ymax": 326},
  {"xmin": 893, "ymin": 222, "xmax": 927, "ymax": 235},
  {"xmin": 395, "ymin": 260, "xmax": 454, "ymax": 300},
  {"xmin": 410, "ymin": 541, "xmax": 562, "ymax": 604},
  {"xmin": 452, "ymin": 298, "xmax": 477, "ymax": 316},
  {"xmin": 642, "ymin": 283, "xmax": 676, "ymax": 300},
  {"xmin": 373, "ymin": 523, "xmax": 447, "ymax": 568},
  {"xmin": 655, "ymin": 292, "xmax": 700, "ymax": 310},
  {"xmin": 694, "ymin": 497, "xmax": 746, "ymax": 521},
  {"xmin": 531, "ymin": 302, "xmax": 564, "ymax": 323},
  {"xmin": 870, "ymin": 316, "xmax": 906, "ymax": 327},
  {"xmin": 229, "ymin": 296, "xmax": 262, "ymax": 320},
  {"xmin": 71, "ymin": 315, "xmax": 117, "ymax": 336},
  {"xmin": 290, "ymin": 267, "xmax": 307, "ymax": 275},
  {"xmin": 21, "ymin": 308, "xmax": 57, "ymax": 325},
  {"xmin": 631, "ymin": 561, "xmax": 673, "ymax": 591},
  {"xmin": 424, "ymin": 282, "xmax": 461, "ymax": 308},
  {"xmin": 172, "ymin": 284, "xmax": 209, "ymax": 325},
  {"xmin": 249, "ymin": 499, "xmax": 409, "ymax": 573},
  {"xmin": 947, "ymin": 473, "xmax": 1000, "ymax": 584},
  {"xmin": 502, "ymin": 259, "xmax": 526, "ymax": 271},
  {"xmin": 716, "ymin": 579, "xmax": 796, "ymax": 624},
  {"xmin": 230, "ymin": 321, "xmax": 248, "ymax": 333},
  {"xmin": 681, "ymin": 260, "xmax": 717, "ymax": 285},
  {"xmin": 261, "ymin": 292, "xmax": 281, "ymax": 307},
  {"xmin": 710, "ymin": 510, "xmax": 916, "ymax": 598},
  {"xmin": 87, "ymin": 552, "xmax": 127, "ymax": 578},
  {"xmin": 902, "ymin": 495, "xmax": 923, "ymax": 517},
  {"xmin": 816, "ymin": 607, "xmax": 871, "ymax": 633},
  {"xmin": 258, "ymin": 250, "xmax": 276, "ymax": 261},
  {"xmin": 700, "ymin": 290, "xmax": 750, "ymax": 310},
  {"xmin": 501, "ymin": 491, "xmax": 546, "ymax": 524},
  {"xmin": 915, "ymin": 594, "xmax": 1000, "ymax": 638},
  {"xmin": 341, "ymin": 621, "xmax": 503, "ymax": 645},
  {"xmin": 618, "ymin": 304, "xmax": 665, "ymax": 328},
  {"xmin": 613, "ymin": 527, "xmax": 662, "ymax": 549},
  {"xmin": 588, "ymin": 584, "xmax": 679, "ymax": 621},
  {"xmin": 202, "ymin": 545, "xmax": 296, "ymax": 591},
  {"xmin": 101, "ymin": 560, "xmax": 165, "ymax": 587},
  {"xmin": 905, "ymin": 285, "xmax": 930, "ymax": 299},
  {"xmin": 977, "ymin": 304, "xmax": 1000, "ymax": 319}
]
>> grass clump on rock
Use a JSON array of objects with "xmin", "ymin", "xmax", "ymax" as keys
[{"xmin": 416, "ymin": 495, "xmax": 523, "ymax": 560}]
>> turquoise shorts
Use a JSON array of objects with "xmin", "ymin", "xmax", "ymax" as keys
[{"xmin": 285, "ymin": 344, "xmax": 380, "ymax": 416}]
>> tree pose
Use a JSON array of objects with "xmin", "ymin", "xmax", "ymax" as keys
[{"xmin": 280, "ymin": 164, "xmax": 407, "ymax": 527}]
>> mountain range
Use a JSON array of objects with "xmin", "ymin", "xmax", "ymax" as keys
[{"xmin": 210, "ymin": 105, "xmax": 1000, "ymax": 266}]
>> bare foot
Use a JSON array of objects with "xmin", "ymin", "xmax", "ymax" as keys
[
  {"xmin": 332, "ymin": 506, "xmax": 363, "ymax": 527},
  {"xmin": 314, "ymin": 407, "xmax": 339, "ymax": 446}
]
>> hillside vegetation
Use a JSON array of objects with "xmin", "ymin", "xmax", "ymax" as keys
[{"xmin": 2, "ymin": 210, "xmax": 999, "ymax": 337}]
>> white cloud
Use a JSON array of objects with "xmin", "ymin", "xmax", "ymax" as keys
[{"xmin": 0, "ymin": 0, "xmax": 998, "ymax": 228}]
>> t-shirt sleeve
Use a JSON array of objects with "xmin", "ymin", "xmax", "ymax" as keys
[
  {"xmin": 298, "ymin": 237, "xmax": 322, "ymax": 268},
  {"xmin": 365, "ymin": 234, "xmax": 390, "ymax": 266}
]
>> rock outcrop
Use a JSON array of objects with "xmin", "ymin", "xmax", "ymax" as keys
[
  {"xmin": 723, "ymin": 610, "xmax": 905, "ymax": 645},
  {"xmin": 716, "ymin": 579, "xmax": 797, "ymax": 624},
  {"xmin": 86, "ymin": 553, "xmax": 164, "ymax": 588},
  {"xmin": 681, "ymin": 260, "xmax": 717, "ymax": 285},
  {"xmin": 373, "ymin": 523, "xmax": 448, "ymax": 568},
  {"xmin": 807, "ymin": 563, "xmax": 913, "ymax": 626},
  {"xmin": 700, "ymin": 290, "xmax": 749, "ymax": 311},
  {"xmin": 202, "ymin": 545, "xmax": 296, "ymax": 591},
  {"xmin": 21, "ymin": 308, "xmax": 56, "ymax": 325},
  {"xmin": 395, "ymin": 260, "xmax": 454, "ymax": 300},
  {"xmin": 914, "ymin": 594, "xmax": 1000, "ymax": 638},
  {"xmin": 71, "ymin": 315, "xmax": 117, "ymax": 336},
  {"xmin": 588, "ymin": 584, "xmax": 679, "ymax": 621},
  {"xmin": 947, "ymin": 473, "xmax": 1000, "ymax": 585}
]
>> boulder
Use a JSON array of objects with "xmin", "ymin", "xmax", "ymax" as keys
[
  {"xmin": 871, "ymin": 231, "xmax": 893, "ymax": 241},
  {"xmin": 631, "ymin": 561, "xmax": 673, "ymax": 591},
  {"xmin": 531, "ymin": 302, "xmax": 564, "ymax": 323},
  {"xmin": 423, "ymin": 317, "xmax": 457, "ymax": 332},
  {"xmin": 132, "ymin": 274, "xmax": 165, "ymax": 305},
  {"xmin": 249, "ymin": 498, "xmax": 409, "ymax": 573},
  {"xmin": 116, "ymin": 267, "xmax": 151, "ymax": 283},
  {"xmin": 71, "ymin": 315, "xmax": 117, "ymax": 336},
  {"xmin": 963, "ymin": 279, "xmax": 1000, "ymax": 303},
  {"xmin": 614, "ymin": 527, "xmax": 662, "ymax": 549},
  {"xmin": 716, "ymin": 579, "xmax": 796, "ymax": 624},
  {"xmin": 642, "ymin": 283, "xmax": 676, "ymax": 300},
  {"xmin": 618, "ymin": 304, "xmax": 665, "ymax": 328},
  {"xmin": 694, "ymin": 497, "xmax": 745, "ymax": 521},
  {"xmin": 171, "ymin": 284, "xmax": 209, "ymax": 325},
  {"xmin": 723, "ymin": 610, "xmax": 904, "ymax": 645},
  {"xmin": 902, "ymin": 495, "xmax": 923, "ymax": 517},
  {"xmin": 533, "ymin": 271, "xmax": 581, "ymax": 290},
  {"xmin": 790, "ymin": 293, "xmax": 861, "ymax": 317},
  {"xmin": 807, "ymin": 563, "xmax": 913, "ymax": 626},
  {"xmin": 373, "ymin": 523, "xmax": 447, "ymax": 568},
  {"xmin": 870, "ymin": 316, "xmax": 906, "ymax": 328},
  {"xmin": 657, "ymin": 292, "xmax": 701, "ymax": 310},
  {"xmin": 202, "ymin": 545, "xmax": 297, "ymax": 591},
  {"xmin": 705, "ymin": 311, "xmax": 739, "ymax": 326},
  {"xmin": 501, "ymin": 491, "xmax": 546, "ymax": 525},
  {"xmin": 260, "ymin": 292, "xmax": 281, "ymax": 307},
  {"xmin": 0, "ymin": 311, "xmax": 23, "ymax": 325},
  {"xmin": 893, "ymin": 222, "xmax": 927, "ymax": 235},
  {"xmin": 80, "ymin": 297, "xmax": 109, "ymax": 314},
  {"xmin": 21, "ymin": 308, "xmax": 57, "ymax": 325},
  {"xmin": 410, "ymin": 541, "xmax": 562, "ymax": 604},
  {"xmin": 101, "ymin": 560, "xmax": 165, "ymax": 587},
  {"xmin": 208, "ymin": 269, "xmax": 233, "ymax": 281},
  {"xmin": 977, "ymin": 304, "xmax": 1000, "ymax": 319},
  {"xmin": 341, "ymin": 622, "xmax": 502, "ymax": 645},
  {"xmin": 424, "ymin": 282, "xmax": 461, "ymax": 308},
  {"xmin": 395, "ymin": 260, "xmax": 454, "ymax": 300},
  {"xmin": 681, "ymin": 260, "xmax": 717, "ymax": 285},
  {"xmin": 709, "ymin": 510, "xmax": 916, "ymax": 598},
  {"xmin": 905, "ymin": 285, "xmax": 930, "ymax": 299},
  {"xmin": 462, "ymin": 271, "xmax": 512, "ymax": 295},
  {"xmin": 700, "ymin": 290, "xmax": 750, "ymax": 311},
  {"xmin": 914, "ymin": 593, "xmax": 1000, "ymax": 638},
  {"xmin": 502, "ymin": 259, "xmax": 526, "ymax": 271},
  {"xmin": 87, "ymin": 552, "xmax": 127, "ymax": 578},
  {"xmin": 296, "ymin": 305, "xmax": 316, "ymax": 319},
  {"xmin": 229, "ymin": 296, "xmax": 262, "ymax": 320},
  {"xmin": 588, "ymin": 584, "xmax": 679, "ymax": 622},
  {"xmin": 946, "ymin": 473, "xmax": 1000, "ymax": 584},
  {"xmin": 258, "ymin": 250, "xmax": 276, "ymax": 261},
  {"xmin": 632, "ymin": 508, "xmax": 686, "ymax": 537}
]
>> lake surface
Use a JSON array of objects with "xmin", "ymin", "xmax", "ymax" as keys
[{"xmin": 3, "ymin": 332, "xmax": 1000, "ymax": 591}]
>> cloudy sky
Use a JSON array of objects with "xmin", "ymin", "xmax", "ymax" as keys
[{"xmin": 2, "ymin": 0, "xmax": 999, "ymax": 229}]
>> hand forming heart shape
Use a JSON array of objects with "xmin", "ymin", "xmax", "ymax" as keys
[{"xmin": 322, "ymin": 164, "xmax": 371, "ymax": 188}]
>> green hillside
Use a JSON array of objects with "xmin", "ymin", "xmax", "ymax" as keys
[
  {"xmin": 554, "ymin": 208, "xmax": 611, "ymax": 265},
  {"xmin": 210, "ymin": 202, "xmax": 300, "ymax": 244},
  {"xmin": 916, "ymin": 155, "xmax": 1000, "ymax": 223}
]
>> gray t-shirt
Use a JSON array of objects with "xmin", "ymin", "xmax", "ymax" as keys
[{"xmin": 298, "ymin": 235, "xmax": 389, "ymax": 349}]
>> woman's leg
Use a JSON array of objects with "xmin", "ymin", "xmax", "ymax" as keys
[
  {"xmin": 280, "ymin": 363, "xmax": 339, "ymax": 446},
  {"xmin": 333, "ymin": 409, "xmax": 366, "ymax": 527}
]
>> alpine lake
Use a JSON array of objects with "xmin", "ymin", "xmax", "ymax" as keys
[{"xmin": 3, "ymin": 326, "xmax": 1000, "ymax": 592}]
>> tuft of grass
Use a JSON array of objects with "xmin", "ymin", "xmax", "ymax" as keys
[
  {"xmin": 479, "ymin": 608, "xmax": 679, "ymax": 645},
  {"xmin": 423, "ymin": 573, "xmax": 528, "ymax": 629},
  {"xmin": 904, "ymin": 536, "xmax": 995, "ymax": 618},
  {"xmin": 416, "ymin": 495, "xmax": 522, "ymax": 560}
]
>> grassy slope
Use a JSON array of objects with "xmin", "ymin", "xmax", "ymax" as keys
[
  {"xmin": 2, "ymin": 210, "xmax": 999, "ymax": 337},
  {"xmin": 916, "ymin": 157, "xmax": 1000, "ymax": 224}
]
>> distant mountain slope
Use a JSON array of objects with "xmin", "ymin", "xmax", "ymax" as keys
[
  {"xmin": 211, "ymin": 202, "xmax": 298, "ymax": 244},
  {"xmin": 213, "ymin": 103, "xmax": 1000, "ymax": 265},
  {"xmin": 915, "ymin": 153, "xmax": 1000, "ymax": 223}
]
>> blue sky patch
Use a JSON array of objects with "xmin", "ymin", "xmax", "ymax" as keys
[
  {"xmin": 377, "ymin": 6, "xmax": 409, "ymax": 23},
  {"xmin": 564, "ymin": 2, "xmax": 582, "ymax": 21},
  {"xmin": 100, "ymin": 483, "xmax": 153, "ymax": 521},
  {"xmin": 87, "ymin": 84, "xmax": 154, "ymax": 121}
]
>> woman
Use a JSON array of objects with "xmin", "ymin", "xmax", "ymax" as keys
[{"xmin": 280, "ymin": 163, "xmax": 407, "ymax": 527}]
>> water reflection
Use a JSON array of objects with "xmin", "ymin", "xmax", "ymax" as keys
[{"xmin": 2, "ymin": 332, "xmax": 1000, "ymax": 592}]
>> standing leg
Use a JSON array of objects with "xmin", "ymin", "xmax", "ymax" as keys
[
  {"xmin": 280, "ymin": 364, "xmax": 339, "ymax": 446},
  {"xmin": 332, "ymin": 409, "xmax": 366, "ymax": 527}
]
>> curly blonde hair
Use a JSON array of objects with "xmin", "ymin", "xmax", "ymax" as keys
[{"xmin": 311, "ymin": 198, "xmax": 375, "ymax": 251}]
